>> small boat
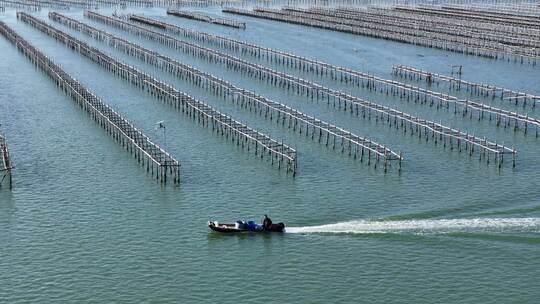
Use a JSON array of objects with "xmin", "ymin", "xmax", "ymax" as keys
[{"xmin": 208, "ymin": 220, "xmax": 285, "ymax": 233}]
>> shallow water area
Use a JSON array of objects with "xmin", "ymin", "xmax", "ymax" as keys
[{"xmin": 0, "ymin": 4, "xmax": 539, "ymax": 303}]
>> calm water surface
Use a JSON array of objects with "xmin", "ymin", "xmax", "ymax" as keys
[{"xmin": 0, "ymin": 7, "xmax": 539, "ymax": 303}]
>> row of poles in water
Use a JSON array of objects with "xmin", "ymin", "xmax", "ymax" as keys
[
  {"xmin": 392, "ymin": 65, "xmax": 540, "ymax": 108},
  {"xmin": 126, "ymin": 13, "xmax": 538, "ymax": 125},
  {"xmin": 166, "ymin": 8, "xmax": 246, "ymax": 28},
  {"xmin": 85, "ymin": 11, "xmax": 525, "ymax": 166},
  {"xmin": 38, "ymin": 11, "xmax": 532, "ymax": 167},
  {"xmin": 0, "ymin": 0, "xmax": 172, "ymax": 10},
  {"xmin": 17, "ymin": 12, "xmax": 299, "ymax": 177},
  {"xmin": 0, "ymin": 132, "xmax": 12, "ymax": 189},
  {"xmin": 287, "ymin": 6, "xmax": 540, "ymax": 57},
  {"xmin": 0, "ymin": 19, "xmax": 181, "ymax": 185},
  {"xmin": 50, "ymin": 11, "xmax": 403, "ymax": 171},
  {"xmin": 0, "ymin": 0, "xmax": 278, "ymax": 10},
  {"xmin": 85, "ymin": 10, "xmax": 523, "ymax": 162},
  {"xmin": 2, "ymin": 0, "xmax": 540, "ymax": 9},
  {"xmin": 223, "ymin": 5, "xmax": 539, "ymax": 65},
  {"xmin": 2, "ymin": 5, "xmax": 536, "ymax": 185}
]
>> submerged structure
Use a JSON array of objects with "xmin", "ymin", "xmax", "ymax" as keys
[{"xmin": 0, "ymin": 131, "xmax": 12, "ymax": 189}]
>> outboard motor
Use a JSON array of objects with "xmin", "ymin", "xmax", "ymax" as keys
[{"xmin": 270, "ymin": 222, "xmax": 285, "ymax": 232}]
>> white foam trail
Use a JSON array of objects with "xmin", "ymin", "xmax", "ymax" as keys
[{"xmin": 286, "ymin": 218, "xmax": 540, "ymax": 234}]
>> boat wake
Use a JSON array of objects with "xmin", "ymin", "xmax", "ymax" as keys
[{"xmin": 285, "ymin": 218, "xmax": 540, "ymax": 234}]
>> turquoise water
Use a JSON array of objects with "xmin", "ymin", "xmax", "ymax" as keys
[{"xmin": 1, "ymin": 7, "xmax": 539, "ymax": 303}]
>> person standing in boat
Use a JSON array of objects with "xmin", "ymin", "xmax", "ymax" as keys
[{"xmin": 262, "ymin": 215, "xmax": 272, "ymax": 230}]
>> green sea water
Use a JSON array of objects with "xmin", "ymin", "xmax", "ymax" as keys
[{"xmin": 0, "ymin": 7, "xmax": 539, "ymax": 303}]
